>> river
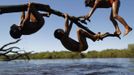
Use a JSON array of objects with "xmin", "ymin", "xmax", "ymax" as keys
[{"xmin": 0, "ymin": 58, "xmax": 134, "ymax": 75}]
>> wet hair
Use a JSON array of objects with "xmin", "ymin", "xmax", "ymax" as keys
[
  {"xmin": 10, "ymin": 24, "xmax": 22, "ymax": 39},
  {"xmin": 85, "ymin": 0, "xmax": 95, "ymax": 7},
  {"xmin": 54, "ymin": 29, "xmax": 64, "ymax": 39}
]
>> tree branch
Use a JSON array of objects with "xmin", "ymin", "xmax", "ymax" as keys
[
  {"xmin": 100, "ymin": 32, "xmax": 121, "ymax": 40},
  {"xmin": 0, "ymin": 3, "xmax": 95, "ymax": 35},
  {"xmin": 0, "ymin": 39, "xmax": 21, "ymax": 50},
  {"xmin": 0, "ymin": 39, "xmax": 31, "ymax": 61}
]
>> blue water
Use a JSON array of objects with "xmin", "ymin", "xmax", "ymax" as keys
[{"xmin": 0, "ymin": 58, "xmax": 134, "ymax": 75}]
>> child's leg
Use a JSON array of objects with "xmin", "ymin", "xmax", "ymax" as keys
[
  {"xmin": 110, "ymin": 10, "xmax": 121, "ymax": 35},
  {"xmin": 112, "ymin": 0, "xmax": 132, "ymax": 36},
  {"xmin": 77, "ymin": 29, "xmax": 99, "ymax": 50},
  {"xmin": 77, "ymin": 29, "xmax": 88, "ymax": 51}
]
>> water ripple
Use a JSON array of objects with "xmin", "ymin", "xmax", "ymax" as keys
[{"xmin": 0, "ymin": 58, "xmax": 134, "ymax": 75}]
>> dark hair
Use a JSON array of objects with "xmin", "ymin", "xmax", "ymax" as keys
[
  {"xmin": 10, "ymin": 24, "xmax": 22, "ymax": 39},
  {"xmin": 54, "ymin": 29, "xmax": 64, "ymax": 39}
]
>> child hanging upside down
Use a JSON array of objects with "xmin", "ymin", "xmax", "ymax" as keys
[
  {"xmin": 10, "ymin": 2, "xmax": 50, "ymax": 39},
  {"xmin": 54, "ymin": 13, "xmax": 109, "ymax": 52}
]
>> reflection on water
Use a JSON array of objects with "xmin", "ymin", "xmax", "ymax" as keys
[{"xmin": 0, "ymin": 58, "xmax": 134, "ymax": 75}]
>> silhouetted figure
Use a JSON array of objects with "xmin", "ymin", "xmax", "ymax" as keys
[
  {"xmin": 82, "ymin": 0, "xmax": 132, "ymax": 36},
  {"xmin": 10, "ymin": 3, "xmax": 50, "ymax": 39},
  {"xmin": 54, "ymin": 14, "xmax": 106, "ymax": 52}
]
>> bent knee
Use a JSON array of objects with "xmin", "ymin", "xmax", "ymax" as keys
[
  {"xmin": 77, "ymin": 29, "xmax": 84, "ymax": 34},
  {"xmin": 112, "ymin": 14, "xmax": 119, "ymax": 19},
  {"xmin": 110, "ymin": 14, "xmax": 120, "ymax": 20}
]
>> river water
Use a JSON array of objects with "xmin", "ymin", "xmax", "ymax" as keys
[{"xmin": 0, "ymin": 58, "xmax": 134, "ymax": 75}]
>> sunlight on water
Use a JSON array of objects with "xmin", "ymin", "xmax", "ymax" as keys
[{"xmin": 0, "ymin": 58, "xmax": 134, "ymax": 75}]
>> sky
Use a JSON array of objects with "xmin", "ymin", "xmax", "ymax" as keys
[{"xmin": 0, "ymin": 0, "xmax": 133, "ymax": 52}]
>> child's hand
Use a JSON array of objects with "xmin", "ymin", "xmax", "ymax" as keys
[{"xmin": 64, "ymin": 13, "xmax": 68, "ymax": 19}]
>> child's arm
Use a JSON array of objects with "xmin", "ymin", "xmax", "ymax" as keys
[
  {"xmin": 85, "ymin": 0, "xmax": 100, "ymax": 19},
  {"xmin": 64, "ymin": 14, "xmax": 73, "ymax": 36}
]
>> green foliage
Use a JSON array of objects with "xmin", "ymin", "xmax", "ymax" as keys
[
  {"xmin": 29, "ymin": 51, "xmax": 85, "ymax": 59},
  {"xmin": 128, "ymin": 44, "xmax": 134, "ymax": 50},
  {"xmin": 28, "ymin": 44, "xmax": 134, "ymax": 59},
  {"xmin": 27, "ymin": 44, "xmax": 134, "ymax": 59},
  {"xmin": 1, "ymin": 44, "xmax": 134, "ymax": 60}
]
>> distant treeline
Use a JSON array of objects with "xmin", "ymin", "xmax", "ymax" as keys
[
  {"xmin": 29, "ymin": 44, "xmax": 134, "ymax": 59},
  {"xmin": 1, "ymin": 44, "xmax": 134, "ymax": 60}
]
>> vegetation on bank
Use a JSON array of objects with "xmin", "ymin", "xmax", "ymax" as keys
[
  {"xmin": 0, "ymin": 44, "xmax": 134, "ymax": 60},
  {"xmin": 29, "ymin": 44, "xmax": 134, "ymax": 59}
]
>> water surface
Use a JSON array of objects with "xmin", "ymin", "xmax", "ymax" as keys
[{"xmin": 0, "ymin": 58, "xmax": 134, "ymax": 75}]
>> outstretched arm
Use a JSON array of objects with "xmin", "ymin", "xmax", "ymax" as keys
[
  {"xmin": 86, "ymin": 0, "xmax": 100, "ymax": 19},
  {"xmin": 23, "ymin": 3, "xmax": 31, "ymax": 22},
  {"xmin": 64, "ymin": 14, "xmax": 73, "ymax": 36},
  {"xmin": 20, "ymin": 2, "xmax": 32, "ymax": 27},
  {"xmin": 20, "ymin": 11, "xmax": 25, "ymax": 24},
  {"xmin": 65, "ymin": 21, "xmax": 73, "ymax": 36}
]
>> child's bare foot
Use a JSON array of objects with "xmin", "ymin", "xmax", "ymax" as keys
[
  {"xmin": 114, "ymin": 29, "xmax": 121, "ymax": 36},
  {"xmin": 124, "ymin": 27, "xmax": 132, "ymax": 36},
  {"xmin": 98, "ymin": 32, "xmax": 121, "ymax": 40},
  {"xmin": 95, "ymin": 32, "xmax": 101, "ymax": 41}
]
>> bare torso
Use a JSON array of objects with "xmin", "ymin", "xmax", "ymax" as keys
[
  {"xmin": 60, "ymin": 36, "xmax": 80, "ymax": 51},
  {"xmin": 21, "ymin": 19, "xmax": 45, "ymax": 35},
  {"xmin": 60, "ymin": 36, "xmax": 82, "ymax": 52}
]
